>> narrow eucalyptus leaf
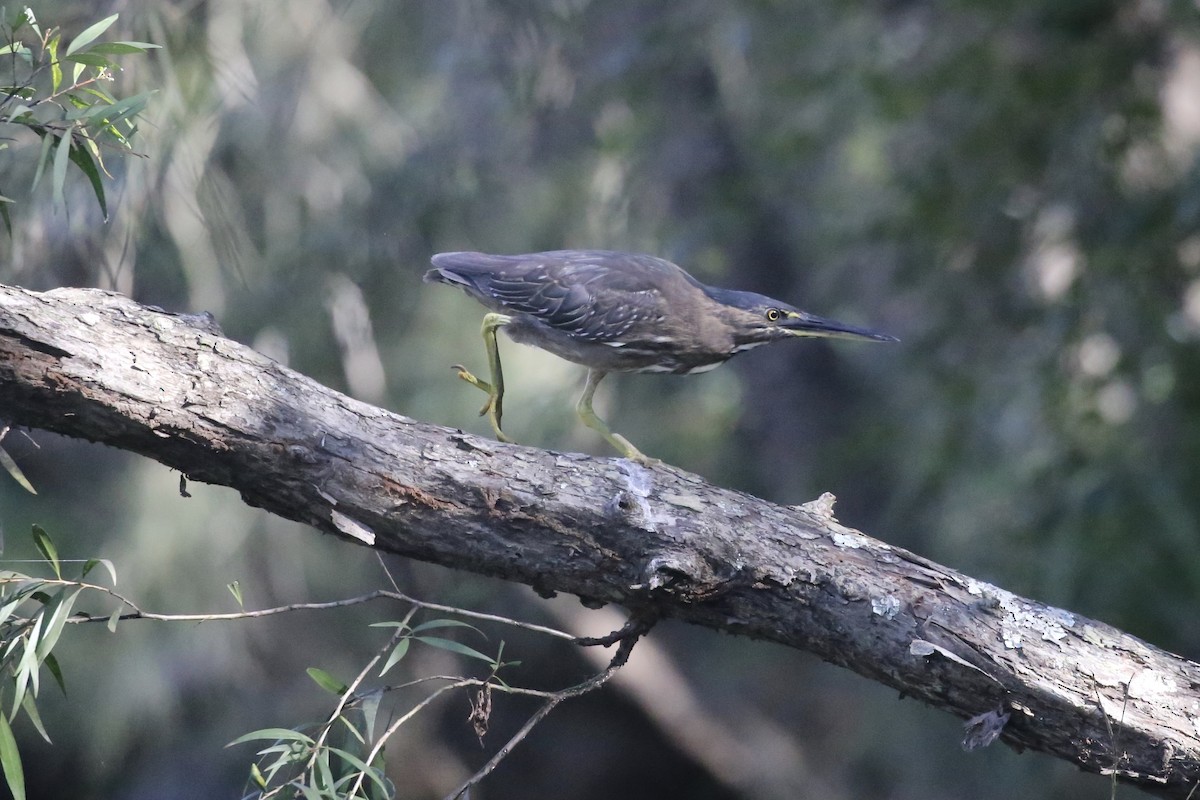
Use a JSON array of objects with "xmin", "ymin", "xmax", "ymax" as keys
[
  {"xmin": 64, "ymin": 13, "xmax": 118, "ymax": 57},
  {"xmin": 0, "ymin": 446, "xmax": 35, "ymax": 494},
  {"xmin": 0, "ymin": 711, "xmax": 25, "ymax": 800},
  {"xmin": 306, "ymin": 667, "xmax": 348, "ymax": 696},
  {"xmin": 51, "ymin": 131, "xmax": 71, "ymax": 210},
  {"xmin": 67, "ymin": 142, "xmax": 106, "ymax": 219},
  {"xmin": 414, "ymin": 636, "xmax": 495, "ymax": 664},
  {"xmin": 30, "ymin": 525, "xmax": 59, "ymax": 579},
  {"xmin": 226, "ymin": 728, "xmax": 315, "ymax": 747},
  {"xmin": 18, "ymin": 691, "xmax": 50, "ymax": 743}
]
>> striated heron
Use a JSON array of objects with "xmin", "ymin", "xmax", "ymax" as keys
[{"xmin": 425, "ymin": 249, "xmax": 897, "ymax": 463}]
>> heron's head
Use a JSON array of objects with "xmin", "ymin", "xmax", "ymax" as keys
[{"xmin": 704, "ymin": 287, "xmax": 898, "ymax": 352}]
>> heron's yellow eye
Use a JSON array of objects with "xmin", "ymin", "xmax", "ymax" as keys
[{"xmin": 765, "ymin": 308, "xmax": 782, "ymax": 322}]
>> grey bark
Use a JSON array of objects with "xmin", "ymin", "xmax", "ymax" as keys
[{"xmin": 0, "ymin": 283, "xmax": 1196, "ymax": 797}]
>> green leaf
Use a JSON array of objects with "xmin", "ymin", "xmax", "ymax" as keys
[
  {"xmin": 226, "ymin": 580, "xmax": 243, "ymax": 608},
  {"xmin": 66, "ymin": 140, "xmax": 106, "ymax": 217},
  {"xmin": 226, "ymin": 728, "xmax": 315, "ymax": 748},
  {"xmin": 0, "ymin": 446, "xmax": 35, "ymax": 494},
  {"xmin": 22, "ymin": 8, "xmax": 40, "ymax": 38},
  {"xmin": 0, "ymin": 596, "xmax": 23, "ymax": 629},
  {"xmin": 64, "ymin": 14, "xmax": 118, "ymax": 57},
  {"xmin": 359, "ymin": 688, "xmax": 382, "ymax": 743},
  {"xmin": 30, "ymin": 131, "xmax": 52, "ymax": 191},
  {"xmin": 0, "ymin": 711, "xmax": 25, "ymax": 800},
  {"xmin": 11, "ymin": 609, "xmax": 45, "ymax": 714},
  {"xmin": 35, "ymin": 588, "xmax": 80, "ymax": 659},
  {"xmin": 408, "ymin": 619, "xmax": 484, "ymax": 637},
  {"xmin": 64, "ymin": 52, "xmax": 113, "ymax": 68},
  {"xmin": 87, "ymin": 42, "xmax": 160, "ymax": 55},
  {"xmin": 378, "ymin": 637, "xmax": 409, "ymax": 676},
  {"xmin": 51, "ymin": 130, "xmax": 71, "ymax": 210},
  {"xmin": 414, "ymin": 636, "xmax": 496, "ymax": 664},
  {"xmin": 0, "ymin": 196, "xmax": 9, "ymax": 238},
  {"xmin": 18, "ymin": 691, "xmax": 50, "ymax": 743},
  {"xmin": 42, "ymin": 652, "xmax": 65, "ymax": 696},
  {"xmin": 306, "ymin": 667, "xmax": 348, "ymax": 696},
  {"xmin": 249, "ymin": 762, "xmax": 268, "ymax": 789},
  {"xmin": 30, "ymin": 526, "xmax": 59, "ymax": 579},
  {"xmin": 9, "ymin": 8, "xmax": 30, "ymax": 35},
  {"xmin": 326, "ymin": 747, "xmax": 390, "ymax": 795},
  {"xmin": 80, "ymin": 558, "xmax": 116, "ymax": 585},
  {"xmin": 106, "ymin": 606, "xmax": 120, "ymax": 633}
]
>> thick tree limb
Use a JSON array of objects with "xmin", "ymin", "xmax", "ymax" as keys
[{"xmin": 0, "ymin": 284, "xmax": 1197, "ymax": 796}]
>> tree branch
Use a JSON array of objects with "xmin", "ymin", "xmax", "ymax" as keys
[{"xmin": 0, "ymin": 284, "xmax": 1197, "ymax": 797}]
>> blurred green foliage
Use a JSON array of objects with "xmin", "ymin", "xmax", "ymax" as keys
[{"xmin": 1, "ymin": 0, "xmax": 1198, "ymax": 798}]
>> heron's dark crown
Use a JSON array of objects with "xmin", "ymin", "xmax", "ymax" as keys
[{"xmin": 701, "ymin": 285, "xmax": 797, "ymax": 315}]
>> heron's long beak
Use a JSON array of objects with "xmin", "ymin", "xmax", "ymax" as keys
[{"xmin": 780, "ymin": 311, "xmax": 898, "ymax": 342}]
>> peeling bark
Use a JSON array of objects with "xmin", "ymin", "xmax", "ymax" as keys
[{"xmin": 0, "ymin": 284, "xmax": 1197, "ymax": 797}]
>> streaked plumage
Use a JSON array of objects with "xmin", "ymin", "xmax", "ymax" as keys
[{"xmin": 424, "ymin": 249, "xmax": 896, "ymax": 462}]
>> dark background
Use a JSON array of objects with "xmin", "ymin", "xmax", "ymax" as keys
[{"xmin": 2, "ymin": 0, "xmax": 1199, "ymax": 797}]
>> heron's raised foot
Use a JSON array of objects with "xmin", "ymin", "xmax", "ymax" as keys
[{"xmin": 451, "ymin": 363, "xmax": 513, "ymax": 443}]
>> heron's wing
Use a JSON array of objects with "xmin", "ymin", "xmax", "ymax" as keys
[{"xmin": 431, "ymin": 251, "xmax": 677, "ymax": 343}]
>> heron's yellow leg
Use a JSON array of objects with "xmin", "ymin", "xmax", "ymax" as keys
[
  {"xmin": 576, "ymin": 369, "xmax": 652, "ymax": 463},
  {"xmin": 453, "ymin": 312, "xmax": 513, "ymax": 443}
]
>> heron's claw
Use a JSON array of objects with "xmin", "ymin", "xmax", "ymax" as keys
[{"xmin": 451, "ymin": 364, "xmax": 510, "ymax": 442}]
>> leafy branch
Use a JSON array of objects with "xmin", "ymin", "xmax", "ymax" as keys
[
  {"xmin": 0, "ymin": 6, "xmax": 159, "ymax": 233},
  {"xmin": 0, "ymin": 527, "xmax": 646, "ymax": 800}
]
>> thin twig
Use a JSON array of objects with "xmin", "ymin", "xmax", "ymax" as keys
[{"xmin": 0, "ymin": 576, "xmax": 575, "ymax": 640}]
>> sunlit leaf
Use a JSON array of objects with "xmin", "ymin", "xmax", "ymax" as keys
[
  {"xmin": 0, "ymin": 711, "xmax": 25, "ymax": 800},
  {"xmin": 46, "ymin": 33, "xmax": 60, "ymax": 94},
  {"xmin": 0, "ymin": 596, "xmax": 23, "ymax": 629},
  {"xmin": 249, "ymin": 762, "xmax": 268, "ymax": 789},
  {"xmin": 0, "ymin": 446, "xmax": 35, "ymax": 494},
  {"xmin": 23, "ymin": 7, "xmax": 39, "ymax": 39},
  {"xmin": 306, "ymin": 667, "xmax": 348, "ymax": 696},
  {"xmin": 64, "ymin": 13, "xmax": 118, "ymax": 57},
  {"xmin": 30, "ymin": 525, "xmax": 59, "ymax": 579}
]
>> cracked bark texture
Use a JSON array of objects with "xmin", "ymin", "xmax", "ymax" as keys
[{"xmin": 0, "ymin": 283, "xmax": 1197, "ymax": 797}]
